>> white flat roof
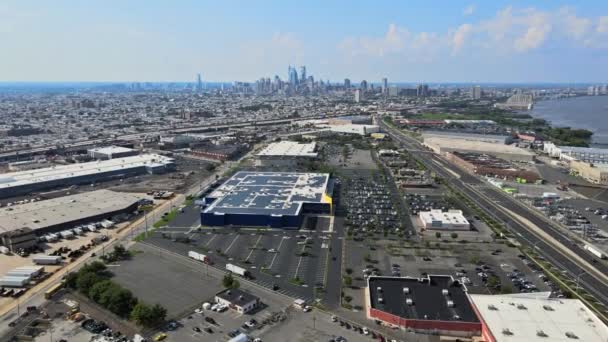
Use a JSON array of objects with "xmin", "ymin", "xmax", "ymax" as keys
[
  {"xmin": 257, "ymin": 141, "xmax": 318, "ymax": 157},
  {"xmin": 88, "ymin": 146, "xmax": 135, "ymax": 155},
  {"xmin": 0, "ymin": 154, "xmax": 174, "ymax": 190},
  {"xmin": 0, "ymin": 189, "xmax": 143, "ymax": 234},
  {"xmin": 419, "ymin": 209, "xmax": 469, "ymax": 225},
  {"xmin": 470, "ymin": 292, "xmax": 608, "ymax": 342},
  {"xmin": 424, "ymin": 137, "xmax": 534, "ymax": 156}
]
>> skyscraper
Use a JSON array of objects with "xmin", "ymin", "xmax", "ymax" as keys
[
  {"xmin": 196, "ymin": 73, "xmax": 203, "ymax": 92},
  {"xmin": 360, "ymin": 80, "xmax": 368, "ymax": 91},
  {"xmin": 344, "ymin": 78, "xmax": 351, "ymax": 89},
  {"xmin": 354, "ymin": 89, "xmax": 364, "ymax": 103},
  {"xmin": 300, "ymin": 66, "xmax": 306, "ymax": 84},
  {"xmin": 382, "ymin": 78, "xmax": 388, "ymax": 94},
  {"xmin": 472, "ymin": 85, "xmax": 482, "ymax": 99},
  {"xmin": 288, "ymin": 66, "xmax": 299, "ymax": 86}
]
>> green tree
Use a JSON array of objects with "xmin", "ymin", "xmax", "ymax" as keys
[
  {"xmin": 343, "ymin": 276, "xmax": 353, "ymax": 287},
  {"xmin": 106, "ymin": 287, "xmax": 137, "ymax": 317},
  {"xmin": 222, "ymin": 273, "xmax": 235, "ymax": 288},
  {"xmin": 88, "ymin": 280, "xmax": 113, "ymax": 302},
  {"xmin": 112, "ymin": 244, "xmax": 129, "ymax": 260},
  {"xmin": 64, "ymin": 272, "xmax": 79, "ymax": 289},
  {"xmin": 80, "ymin": 261, "xmax": 107, "ymax": 274},
  {"xmin": 435, "ymin": 232, "xmax": 442, "ymax": 239},
  {"xmin": 451, "ymin": 232, "xmax": 459, "ymax": 239},
  {"xmin": 76, "ymin": 272, "xmax": 100, "ymax": 294},
  {"xmin": 131, "ymin": 302, "xmax": 151, "ymax": 326},
  {"xmin": 345, "ymin": 268, "xmax": 353, "ymax": 275}
]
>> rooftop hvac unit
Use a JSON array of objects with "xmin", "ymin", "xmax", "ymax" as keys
[
  {"xmin": 517, "ymin": 304, "xmax": 527, "ymax": 310},
  {"xmin": 442, "ymin": 289, "xmax": 449, "ymax": 296},
  {"xmin": 377, "ymin": 286, "xmax": 382, "ymax": 292},
  {"xmin": 447, "ymin": 300, "xmax": 454, "ymax": 308},
  {"xmin": 378, "ymin": 297, "xmax": 384, "ymax": 303},
  {"xmin": 403, "ymin": 287, "xmax": 410, "ymax": 294},
  {"xmin": 406, "ymin": 298, "xmax": 413, "ymax": 306}
]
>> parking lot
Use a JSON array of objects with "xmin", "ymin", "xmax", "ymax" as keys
[{"xmin": 146, "ymin": 227, "xmax": 336, "ymax": 303}]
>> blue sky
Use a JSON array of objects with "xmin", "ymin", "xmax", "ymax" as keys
[{"xmin": 1, "ymin": 1, "xmax": 608, "ymax": 83}]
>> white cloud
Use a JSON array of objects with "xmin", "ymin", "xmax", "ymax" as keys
[
  {"xmin": 463, "ymin": 4, "xmax": 476, "ymax": 16},
  {"xmin": 451, "ymin": 23, "xmax": 473, "ymax": 53},
  {"xmin": 337, "ymin": 6, "xmax": 608, "ymax": 62},
  {"xmin": 598, "ymin": 16, "xmax": 608, "ymax": 33}
]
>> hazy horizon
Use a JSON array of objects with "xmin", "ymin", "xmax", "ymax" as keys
[{"xmin": 1, "ymin": 1, "xmax": 608, "ymax": 83}]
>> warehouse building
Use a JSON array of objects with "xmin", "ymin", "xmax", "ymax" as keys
[
  {"xmin": 469, "ymin": 292, "xmax": 608, "ymax": 342},
  {"xmin": 0, "ymin": 154, "xmax": 175, "ymax": 199},
  {"xmin": 422, "ymin": 131, "xmax": 513, "ymax": 145},
  {"xmin": 201, "ymin": 171, "xmax": 332, "ymax": 228},
  {"xmin": 0, "ymin": 190, "xmax": 144, "ymax": 239},
  {"xmin": 570, "ymin": 160, "xmax": 608, "ymax": 185},
  {"xmin": 255, "ymin": 141, "xmax": 318, "ymax": 167},
  {"xmin": 418, "ymin": 209, "xmax": 470, "ymax": 231},
  {"xmin": 445, "ymin": 152, "xmax": 540, "ymax": 182},
  {"xmin": 424, "ymin": 137, "xmax": 534, "ymax": 162},
  {"xmin": 366, "ymin": 276, "xmax": 481, "ymax": 337},
  {"xmin": 88, "ymin": 146, "xmax": 138, "ymax": 160},
  {"xmin": 544, "ymin": 143, "xmax": 608, "ymax": 164}
]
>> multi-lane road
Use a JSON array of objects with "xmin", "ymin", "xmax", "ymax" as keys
[{"xmin": 379, "ymin": 119, "xmax": 608, "ymax": 309}]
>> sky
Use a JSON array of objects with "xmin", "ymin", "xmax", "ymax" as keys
[{"xmin": 1, "ymin": 1, "xmax": 608, "ymax": 83}]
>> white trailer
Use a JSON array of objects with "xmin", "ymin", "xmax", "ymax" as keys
[
  {"xmin": 46, "ymin": 234, "xmax": 59, "ymax": 242},
  {"xmin": 60, "ymin": 230, "xmax": 74, "ymax": 239},
  {"xmin": 188, "ymin": 251, "xmax": 211, "ymax": 264},
  {"xmin": 101, "ymin": 220, "xmax": 115, "ymax": 228},
  {"xmin": 73, "ymin": 228, "xmax": 83, "ymax": 235},
  {"xmin": 87, "ymin": 224, "xmax": 97, "ymax": 232},
  {"xmin": 11, "ymin": 266, "xmax": 44, "ymax": 277},
  {"xmin": 0, "ymin": 246, "xmax": 9, "ymax": 254},
  {"xmin": 584, "ymin": 244, "xmax": 607, "ymax": 259},
  {"xmin": 226, "ymin": 263, "xmax": 250, "ymax": 278},
  {"xmin": 0, "ymin": 276, "xmax": 30, "ymax": 287},
  {"xmin": 33, "ymin": 255, "xmax": 63, "ymax": 265}
]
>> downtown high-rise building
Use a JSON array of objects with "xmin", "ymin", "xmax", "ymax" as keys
[
  {"xmin": 472, "ymin": 85, "xmax": 482, "ymax": 99},
  {"xmin": 288, "ymin": 66, "xmax": 299, "ymax": 86},
  {"xmin": 354, "ymin": 89, "xmax": 364, "ymax": 103},
  {"xmin": 382, "ymin": 78, "xmax": 388, "ymax": 94},
  {"xmin": 300, "ymin": 66, "xmax": 306, "ymax": 84},
  {"xmin": 344, "ymin": 78, "xmax": 351, "ymax": 88},
  {"xmin": 196, "ymin": 73, "xmax": 203, "ymax": 92},
  {"xmin": 360, "ymin": 80, "xmax": 368, "ymax": 91}
]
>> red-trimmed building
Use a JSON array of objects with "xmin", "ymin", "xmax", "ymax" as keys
[
  {"xmin": 398, "ymin": 119, "xmax": 446, "ymax": 127},
  {"xmin": 366, "ymin": 275, "xmax": 481, "ymax": 337}
]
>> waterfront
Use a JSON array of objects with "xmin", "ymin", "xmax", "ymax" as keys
[{"xmin": 531, "ymin": 96, "xmax": 608, "ymax": 145}]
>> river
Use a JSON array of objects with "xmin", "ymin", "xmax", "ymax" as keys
[{"xmin": 530, "ymin": 96, "xmax": 608, "ymax": 145}]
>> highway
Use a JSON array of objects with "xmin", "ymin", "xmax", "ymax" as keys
[{"xmin": 379, "ymin": 119, "xmax": 608, "ymax": 309}]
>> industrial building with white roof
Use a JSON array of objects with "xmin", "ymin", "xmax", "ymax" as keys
[
  {"xmin": 418, "ymin": 209, "xmax": 470, "ymax": 230},
  {"xmin": 0, "ymin": 154, "xmax": 175, "ymax": 198},
  {"xmin": 255, "ymin": 141, "xmax": 318, "ymax": 167},
  {"xmin": 469, "ymin": 292, "xmax": 608, "ymax": 342},
  {"xmin": 0, "ymin": 189, "xmax": 145, "ymax": 236},
  {"xmin": 201, "ymin": 171, "xmax": 332, "ymax": 228}
]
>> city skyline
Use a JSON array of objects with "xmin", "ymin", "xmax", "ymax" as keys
[{"xmin": 1, "ymin": 1, "xmax": 608, "ymax": 83}]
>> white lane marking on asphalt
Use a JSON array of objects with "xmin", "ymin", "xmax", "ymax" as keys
[
  {"xmin": 245, "ymin": 235, "xmax": 263, "ymax": 262},
  {"xmin": 224, "ymin": 235, "xmax": 240, "ymax": 254},
  {"xmin": 204, "ymin": 234, "xmax": 217, "ymax": 247},
  {"xmin": 268, "ymin": 236, "xmax": 288, "ymax": 269},
  {"xmin": 294, "ymin": 243, "xmax": 307, "ymax": 279}
]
